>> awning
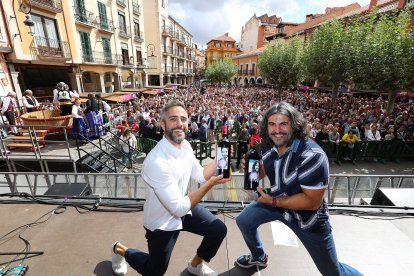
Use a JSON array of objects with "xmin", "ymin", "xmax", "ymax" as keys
[{"xmin": 143, "ymin": 90, "xmax": 159, "ymax": 95}]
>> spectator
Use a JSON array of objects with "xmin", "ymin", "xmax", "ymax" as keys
[
  {"xmin": 120, "ymin": 128, "xmax": 136, "ymax": 169},
  {"xmin": 198, "ymin": 118, "xmax": 208, "ymax": 142},
  {"xmin": 1, "ymin": 92, "xmax": 19, "ymax": 135},
  {"xmin": 22, "ymin": 89, "xmax": 40, "ymax": 113}
]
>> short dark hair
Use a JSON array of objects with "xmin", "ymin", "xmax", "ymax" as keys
[
  {"xmin": 260, "ymin": 102, "xmax": 307, "ymax": 147},
  {"xmin": 160, "ymin": 100, "xmax": 186, "ymax": 122}
]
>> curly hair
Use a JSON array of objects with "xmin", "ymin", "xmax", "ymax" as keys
[{"xmin": 260, "ymin": 102, "xmax": 308, "ymax": 148}]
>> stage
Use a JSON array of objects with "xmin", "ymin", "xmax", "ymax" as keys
[{"xmin": 1, "ymin": 202, "xmax": 413, "ymax": 275}]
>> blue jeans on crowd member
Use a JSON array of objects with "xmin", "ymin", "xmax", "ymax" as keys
[
  {"xmin": 124, "ymin": 204, "xmax": 227, "ymax": 276},
  {"xmin": 121, "ymin": 148, "xmax": 133, "ymax": 166},
  {"xmin": 236, "ymin": 201, "xmax": 363, "ymax": 276}
]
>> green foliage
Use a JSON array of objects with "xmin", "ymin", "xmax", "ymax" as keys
[
  {"xmin": 303, "ymin": 19, "xmax": 352, "ymax": 98},
  {"xmin": 348, "ymin": 10, "xmax": 414, "ymax": 92},
  {"xmin": 347, "ymin": 9, "xmax": 414, "ymax": 112},
  {"xmin": 205, "ymin": 58, "xmax": 238, "ymax": 84},
  {"xmin": 258, "ymin": 40, "xmax": 303, "ymax": 89}
]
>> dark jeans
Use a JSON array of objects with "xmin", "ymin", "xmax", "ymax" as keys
[
  {"xmin": 236, "ymin": 201, "xmax": 362, "ymax": 276},
  {"xmin": 125, "ymin": 204, "xmax": 227, "ymax": 276}
]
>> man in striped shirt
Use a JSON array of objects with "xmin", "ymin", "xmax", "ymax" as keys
[{"xmin": 235, "ymin": 102, "xmax": 362, "ymax": 276}]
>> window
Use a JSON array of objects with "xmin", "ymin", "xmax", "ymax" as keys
[
  {"xmin": 32, "ymin": 14, "xmax": 60, "ymax": 49},
  {"xmin": 102, "ymin": 37, "xmax": 111, "ymax": 63},
  {"xmin": 121, "ymin": 43, "xmax": 129, "ymax": 65},
  {"xmin": 215, "ymin": 42, "xmax": 221, "ymax": 47},
  {"xmin": 279, "ymin": 25, "xmax": 285, "ymax": 33},
  {"xmin": 134, "ymin": 21, "xmax": 140, "ymax": 37},
  {"xmin": 251, "ymin": 64, "xmax": 255, "ymax": 74},
  {"xmin": 98, "ymin": 1, "xmax": 108, "ymax": 29},
  {"xmin": 136, "ymin": 49, "xmax": 142, "ymax": 65},
  {"xmin": 79, "ymin": 31, "xmax": 92, "ymax": 62},
  {"xmin": 162, "ymin": 0, "xmax": 165, "ymax": 8},
  {"xmin": 265, "ymin": 26, "xmax": 270, "ymax": 32},
  {"xmin": 118, "ymin": 12, "xmax": 126, "ymax": 32}
]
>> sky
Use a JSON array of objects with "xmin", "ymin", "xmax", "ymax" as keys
[{"xmin": 169, "ymin": 0, "xmax": 371, "ymax": 49}]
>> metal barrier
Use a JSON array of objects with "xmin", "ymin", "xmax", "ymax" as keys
[{"xmin": 1, "ymin": 172, "xmax": 413, "ymax": 206}]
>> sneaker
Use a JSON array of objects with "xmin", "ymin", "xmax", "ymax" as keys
[
  {"xmin": 187, "ymin": 260, "xmax": 217, "ymax": 276},
  {"xmin": 235, "ymin": 254, "xmax": 268, "ymax": 269},
  {"xmin": 111, "ymin": 241, "xmax": 127, "ymax": 276}
]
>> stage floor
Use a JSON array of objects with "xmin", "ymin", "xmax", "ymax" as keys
[{"xmin": 1, "ymin": 203, "xmax": 413, "ymax": 275}]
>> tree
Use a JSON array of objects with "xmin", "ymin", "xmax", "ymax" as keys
[
  {"xmin": 303, "ymin": 19, "xmax": 352, "ymax": 100},
  {"xmin": 348, "ymin": 10, "xmax": 414, "ymax": 114},
  {"xmin": 258, "ymin": 40, "xmax": 303, "ymax": 100},
  {"xmin": 204, "ymin": 58, "xmax": 237, "ymax": 84}
]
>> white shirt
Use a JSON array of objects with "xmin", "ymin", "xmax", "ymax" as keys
[
  {"xmin": 142, "ymin": 137, "xmax": 206, "ymax": 231},
  {"xmin": 1, "ymin": 96, "xmax": 14, "ymax": 115},
  {"xmin": 120, "ymin": 134, "xmax": 137, "ymax": 153},
  {"xmin": 366, "ymin": 130, "xmax": 381, "ymax": 141},
  {"xmin": 71, "ymin": 105, "xmax": 83, "ymax": 118},
  {"xmin": 22, "ymin": 96, "xmax": 40, "ymax": 110}
]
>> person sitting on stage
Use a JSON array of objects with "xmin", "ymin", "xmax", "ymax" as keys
[
  {"xmin": 71, "ymin": 98, "xmax": 88, "ymax": 143},
  {"xmin": 22, "ymin": 89, "xmax": 40, "ymax": 113},
  {"xmin": 52, "ymin": 82, "xmax": 79, "ymax": 116}
]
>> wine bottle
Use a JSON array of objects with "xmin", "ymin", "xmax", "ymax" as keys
[
  {"xmin": 216, "ymin": 136, "xmax": 231, "ymax": 178},
  {"xmin": 244, "ymin": 148, "xmax": 260, "ymax": 190}
]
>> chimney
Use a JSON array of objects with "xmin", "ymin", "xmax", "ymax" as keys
[
  {"xmin": 397, "ymin": 0, "xmax": 406, "ymax": 10},
  {"xmin": 224, "ymin": 32, "xmax": 229, "ymax": 36},
  {"xmin": 368, "ymin": 0, "xmax": 378, "ymax": 12}
]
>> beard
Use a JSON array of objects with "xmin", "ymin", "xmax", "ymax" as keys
[
  {"xmin": 165, "ymin": 127, "xmax": 186, "ymax": 144},
  {"xmin": 269, "ymin": 131, "xmax": 293, "ymax": 148}
]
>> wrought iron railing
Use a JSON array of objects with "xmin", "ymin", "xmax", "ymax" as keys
[
  {"xmin": 97, "ymin": 18, "xmax": 116, "ymax": 33},
  {"xmin": 31, "ymin": 0, "xmax": 63, "ymax": 13},
  {"xmin": 82, "ymin": 51, "xmax": 122, "ymax": 65},
  {"xmin": 132, "ymin": 3, "xmax": 140, "ymax": 16},
  {"xmin": 30, "ymin": 36, "xmax": 71, "ymax": 59},
  {"xmin": 74, "ymin": 6, "xmax": 96, "ymax": 26},
  {"xmin": 119, "ymin": 25, "xmax": 131, "ymax": 38}
]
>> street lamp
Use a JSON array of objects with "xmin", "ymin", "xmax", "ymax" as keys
[
  {"xmin": 146, "ymin": 44, "xmax": 157, "ymax": 69},
  {"xmin": 10, "ymin": 0, "xmax": 35, "ymax": 41}
]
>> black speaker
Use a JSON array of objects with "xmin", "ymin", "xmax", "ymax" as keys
[
  {"xmin": 370, "ymin": 188, "xmax": 414, "ymax": 207},
  {"xmin": 44, "ymin": 183, "xmax": 92, "ymax": 196}
]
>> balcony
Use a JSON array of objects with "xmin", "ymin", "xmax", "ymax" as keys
[
  {"xmin": 30, "ymin": 36, "xmax": 71, "ymax": 61},
  {"xmin": 31, "ymin": 0, "xmax": 63, "ymax": 13},
  {"xmin": 248, "ymin": 69, "xmax": 255, "ymax": 75},
  {"xmin": 177, "ymin": 51, "xmax": 185, "ymax": 59},
  {"xmin": 82, "ymin": 51, "xmax": 122, "ymax": 65},
  {"xmin": 97, "ymin": 19, "xmax": 116, "ymax": 34},
  {"xmin": 243, "ymin": 69, "xmax": 248, "ymax": 74},
  {"xmin": 122, "ymin": 56, "xmax": 134, "ymax": 67},
  {"xmin": 238, "ymin": 69, "xmax": 243, "ymax": 74},
  {"xmin": 74, "ymin": 6, "xmax": 97, "ymax": 28},
  {"xmin": 133, "ymin": 32, "xmax": 144, "ymax": 43},
  {"xmin": 119, "ymin": 26, "xmax": 131, "ymax": 38},
  {"xmin": 132, "ymin": 3, "xmax": 140, "ymax": 16},
  {"xmin": 162, "ymin": 46, "xmax": 173, "ymax": 55},
  {"xmin": 116, "ymin": 0, "xmax": 126, "ymax": 8},
  {"xmin": 161, "ymin": 26, "xmax": 172, "ymax": 37}
]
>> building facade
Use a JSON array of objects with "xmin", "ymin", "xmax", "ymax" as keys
[
  {"xmin": 205, "ymin": 33, "xmax": 237, "ymax": 66},
  {"xmin": 0, "ymin": 3, "xmax": 14, "ymax": 99},
  {"xmin": 233, "ymin": 47, "xmax": 264, "ymax": 86},
  {"xmin": 2, "ymin": 0, "xmax": 79, "ymax": 99},
  {"xmin": 1, "ymin": 0, "xmax": 196, "ymax": 98},
  {"xmin": 73, "ymin": 0, "xmax": 147, "ymax": 93},
  {"xmin": 143, "ymin": 0, "xmax": 195, "ymax": 87},
  {"xmin": 240, "ymin": 13, "xmax": 280, "ymax": 53}
]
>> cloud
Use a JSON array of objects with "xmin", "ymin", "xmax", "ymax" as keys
[{"xmin": 168, "ymin": 0, "xmax": 371, "ymax": 48}]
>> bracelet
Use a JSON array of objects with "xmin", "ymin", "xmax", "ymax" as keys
[{"xmin": 271, "ymin": 197, "xmax": 277, "ymax": 207}]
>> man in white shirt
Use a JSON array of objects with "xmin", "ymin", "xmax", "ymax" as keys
[
  {"xmin": 22, "ymin": 89, "xmax": 40, "ymax": 113},
  {"xmin": 1, "ymin": 91, "xmax": 18, "ymax": 135},
  {"xmin": 111, "ymin": 100, "xmax": 230, "ymax": 276},
  {"xmin": 366, "ymin": 125, "xmax": 381, "ymax": 141}
]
